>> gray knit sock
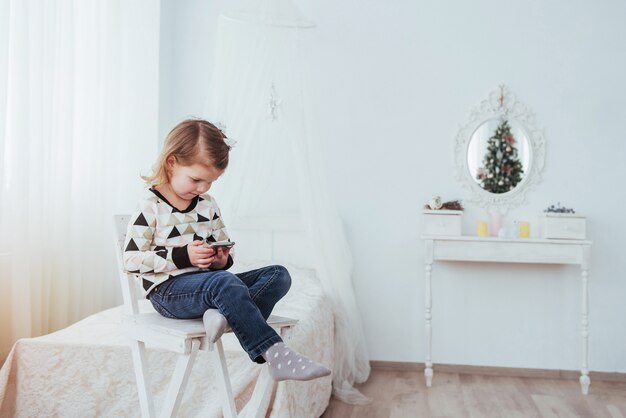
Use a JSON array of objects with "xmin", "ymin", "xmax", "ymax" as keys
[
  {"xmin": 263, "ymin": 342, "xmax": 331, "ymax": 382},
  {"xmin": 203, "ymin": 309, "xmax": 228, "ymax": 343}
]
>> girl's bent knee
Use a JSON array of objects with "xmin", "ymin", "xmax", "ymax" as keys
[{"xmin": 273, "ymin": 265, "xmax": 292, "ymax": 292}]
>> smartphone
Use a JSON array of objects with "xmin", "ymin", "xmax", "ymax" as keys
[{"xmin": 203, "ymin": 240, "xmax": 235, "ymax": 249}]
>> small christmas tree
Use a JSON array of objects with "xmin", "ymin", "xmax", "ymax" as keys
[{"xmin": 476, "ymin": 119, "xmax": 524, "ymax": 193}]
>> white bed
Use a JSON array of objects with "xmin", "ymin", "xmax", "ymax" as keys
[{"xmin": 0, "ymin": 263, "xmax": 334, "ymax": 417}]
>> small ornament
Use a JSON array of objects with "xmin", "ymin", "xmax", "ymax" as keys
[
  {"xmin": 504, "ymin": 133, "xmax": 516, "ymax": 145},
  {"xmin": 267, "ymin": 83, "xmax": 283, "ymax": 121},
  {"xmin": 489, "ymin": 211, "xmax": 503, "ymax": 237},
  {"xmin": 423, "ymin": 197, "xmax": 464, "ymax": 211},
  {"xmin": 497, "ymin": 226, "xmax": 510, "ymax": 239},
  {"xmin": 428, "ymin": 195, "xmax": 443, "ymax": 210},
  {"xmin": 544, "ymin": 202, "xmax": 576, "ymax": 214},
  {"xmin": 519, "ymin": 221, "xmax": 530, "ymax": 238},
  {"xmin": 477, "ymin": 221, "xmax": 488, "ymax": 237}
]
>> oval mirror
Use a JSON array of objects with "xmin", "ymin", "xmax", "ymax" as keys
[{"xmin": 454, "ymin": 86, "xmax": 545, "ymax": 212}]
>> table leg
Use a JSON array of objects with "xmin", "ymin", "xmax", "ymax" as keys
[
  {"xmin": 580, "ymin": 265, "xmax": 590, "ymax": 395},
  {"xmin": 424, "ymin": 239, "xmax": 434, "ymax": 387}
]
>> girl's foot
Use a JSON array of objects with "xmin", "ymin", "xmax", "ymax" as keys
[
  {"xmin": 203, "ymin": 309, "xmax": 228, "ymax": 343},
  {"xmin": 263, "ymin": 342, "xmax": 331, "ymax": 381}
]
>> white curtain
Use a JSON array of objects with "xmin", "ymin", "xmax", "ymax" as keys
[
  {"xmin": 204, "ymin": 1, "xmax": 371, "ymax": 404},
  {"xmin": 0, "ymin": 0, "xmax": 160, "ymax": 362}
]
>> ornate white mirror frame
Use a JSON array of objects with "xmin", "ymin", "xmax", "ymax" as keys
[{"xmin": 454, "ymin": 85, "xmax": 546, "ymax": 213}]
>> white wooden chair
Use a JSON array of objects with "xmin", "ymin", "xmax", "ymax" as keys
[{"xmin": 113, "ymin": 215, "xmax": 297, "ymax": 418}]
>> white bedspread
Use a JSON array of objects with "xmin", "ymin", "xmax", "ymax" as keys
[{"xmin": 0, "ymin": 265, "xmax": 334, "ymax": 417}]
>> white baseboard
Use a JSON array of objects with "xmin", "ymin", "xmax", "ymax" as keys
[{"xmin": 370, "ymin": 361, "xmax": 626, "ymax": 382}]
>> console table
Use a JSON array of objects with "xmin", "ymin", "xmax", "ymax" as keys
[{"xmin": 422, "ymin": 235, "xmax": 592, "ymax": 394}]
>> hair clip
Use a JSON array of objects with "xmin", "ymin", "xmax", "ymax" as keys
[
  {"xmin": 214, "ymin": 121, "xmax": 236, "ymax": 150},
  {"xmin": 224, "ymin": 136, "xmax": 237, "ymax": 149}
]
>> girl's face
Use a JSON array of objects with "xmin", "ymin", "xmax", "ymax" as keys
[{"xmin": 167, "ymin": 157, "xmax": 223, "ymax": 201}]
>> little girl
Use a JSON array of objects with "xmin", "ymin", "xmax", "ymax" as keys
[{"xmin": 123, "ymin": 118, "xmax": 330, "ymax": 382}]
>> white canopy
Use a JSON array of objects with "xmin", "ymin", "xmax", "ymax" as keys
[{"xmin": 203, "ymin": 1, "xmax": 370, "ymax": 404}]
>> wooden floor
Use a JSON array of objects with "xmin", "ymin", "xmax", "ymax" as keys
[{"xmin": 321, "ymin": 369, "xmax": 626, "ymax": 418}]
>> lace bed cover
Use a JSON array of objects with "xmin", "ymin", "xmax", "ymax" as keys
[{"xmin": 0, "ymin": 263, "xmax": 334, "ymax": 417}]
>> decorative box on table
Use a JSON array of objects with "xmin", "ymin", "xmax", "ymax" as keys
[
  {"xmin": 540, "ymin": 213, "xmax": 586, "ymax": 240},
  {"xmin": 422, "ymin": 210, "xmax": 463, "ymax": 236}
]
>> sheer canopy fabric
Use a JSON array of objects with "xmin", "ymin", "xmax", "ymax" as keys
[
  {"xmin": 0, "ymin": 0, "xmax": 159, "ymax": 361},
  {"xmin": 204, "ymin": 4, "xmax": 370, "ymax": 403}
]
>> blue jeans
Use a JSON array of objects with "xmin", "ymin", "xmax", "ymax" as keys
[{"xmin": 148, "ymin": 265, "xmax": 292, "ymax": 363}]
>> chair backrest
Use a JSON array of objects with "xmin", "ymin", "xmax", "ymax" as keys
[{"xmin": 114, "ymin": 214, "xmax": 141, "ymax": 315}]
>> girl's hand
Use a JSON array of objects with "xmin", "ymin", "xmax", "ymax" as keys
[
  {"xmin": 210, "ymin": 246, "xmax": 232, "ymax": 270},
  {"xmin": 187, "ymin": 241, "xmax": 216, "ymax": 268}
]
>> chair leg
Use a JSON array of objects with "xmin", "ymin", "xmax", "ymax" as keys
[
  {"xmin": 239, "ymin": 366, "xmax": 275, "ymax": 418},
  {"xmin": 130, "ymin": 341, "xmax": 156, "ymax": 418},
  {"xmin": 160, "ymin": 339, "xmax": 201, "ymax": 418},
  {"xmin": 213, "ymin": 338, "xmax": 238, "ymax": 418}
]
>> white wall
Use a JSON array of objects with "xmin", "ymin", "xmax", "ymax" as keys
[
  {"xmin": 159, "ymin": 0, "xmax": 220, "ymax": 143},
  {"xmin": 160, "ymin": 0, "xmax": 626, "ymax": 373}
]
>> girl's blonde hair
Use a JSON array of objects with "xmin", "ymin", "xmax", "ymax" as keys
[{"xmin": 143, "ymin": 119, "xmax": 230, "ymax": 187}]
